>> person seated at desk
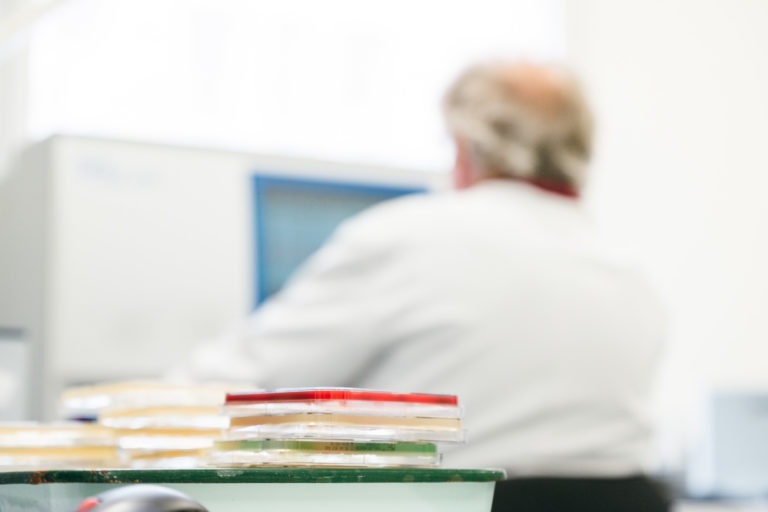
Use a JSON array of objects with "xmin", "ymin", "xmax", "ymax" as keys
[{"xmin": 174, "ymin": 60, "xmax": 669, "ymax": 512}]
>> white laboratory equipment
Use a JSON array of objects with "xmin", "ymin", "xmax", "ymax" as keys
[{"xmin": 0, "ymin": 135, "xmax": 440, "ymax": 419}]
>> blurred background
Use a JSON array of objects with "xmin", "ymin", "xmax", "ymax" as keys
[{"xmin": 1, "ymin": 0, "xmax": 768, "ymax": 501}]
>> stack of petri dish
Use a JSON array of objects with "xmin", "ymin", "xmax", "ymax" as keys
[
  {"xmin": 0, "ymin": 422, "xmax": 118, "ymax": 469},
  {"xmin": 62, "ymin": 381, "xmax": 243, "ymax": 468},
  {"xmin": 208, "ymin": 388, "xmax": 464, "ymax": 468}
]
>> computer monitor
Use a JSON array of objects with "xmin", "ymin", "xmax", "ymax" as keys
[{"xmin": 252, "ymin": 174, "xmax": 424, "ymax": 306}]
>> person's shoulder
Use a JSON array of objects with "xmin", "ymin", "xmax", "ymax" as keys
[{"xmin": 342, "ymin": 189, "xmax": 462, "ymax": 232}]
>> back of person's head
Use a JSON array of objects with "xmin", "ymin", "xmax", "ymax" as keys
[{"xmin": 442, "ymin": 60, "xmax": 594, "ymax": 193}]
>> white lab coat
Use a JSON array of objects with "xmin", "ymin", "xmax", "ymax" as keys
[{"xmin": 180, "ymin": 180, "xmax": 667, "ymax": 475}]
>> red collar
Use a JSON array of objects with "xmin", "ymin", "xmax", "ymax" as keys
[{"xmin": 525, "ymin": 178, "xmax": 580, "ymax": 199}]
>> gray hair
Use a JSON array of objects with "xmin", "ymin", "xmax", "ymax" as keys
[{"xmin": 442, "ymin": 62, "xmax": 594, "ymax": 191}]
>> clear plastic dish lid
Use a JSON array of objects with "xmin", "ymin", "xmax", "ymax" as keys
[
  {"xmin": 207, "ymin": 439, "xmax": 440, "ymax": 468},
  {"xmin": 127, "ymin": 452, "xmax": 209, "ymax": 470},
  {"xmin": 0, "ymin": 422, "xmax": 115, "ymax": 448},
  {"xmin": 225, "ymin": 413, "xmax": 464, "ymax": 443},
  {"xmin": 118, "ymin": 435, "xmax": 216, "ymax": 451},
  {"xmin": 0, "ymin": 422, "xmax": 119, "ymax": 468},
  {"xmin": 61, "ymin": 380, "xmax": 254, "ymax": 418},
  {"xmin": 99, "ymin": 406, "xmax": 229, "ymax": 430},
  {"xmin": 0, "ymin": 450, "xmax": 120, "ymax": 469},
  {"xmin": 225, "ymin": 388, "xmax": 462, "ymax": 419}
]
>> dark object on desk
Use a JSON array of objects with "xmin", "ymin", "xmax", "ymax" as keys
[
  {"xmin": 491, "ymin": 475, "xmax": 671, "ymax": 512},
  {"xmin": 76, "ymin": 484, "xmax": 209, "ymax": 512}
]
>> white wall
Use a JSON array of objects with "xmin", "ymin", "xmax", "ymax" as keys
[
  {"xmin": 566, "ymin": 0, "xmax": 768, "ymax": 465},
  {"xmin": 8, "ymin": 0, "xmax": 565, "ymax": 178}
]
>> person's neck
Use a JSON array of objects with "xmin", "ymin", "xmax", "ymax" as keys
[
  {"xmin": 470, "ymin": 176, "xmax": 580, "ymax": 200},
  {"xmin": 523, "ymin": 177, "xmax": 580, "ymax": 199},
  {"xmin": 455, "ymin": 163, "xmax": 581, "ymax": 200}
]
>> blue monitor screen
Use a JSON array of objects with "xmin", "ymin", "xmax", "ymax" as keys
[{"xmin": 251, "ymin": 174, "xmax": 424, "ymax": 307}]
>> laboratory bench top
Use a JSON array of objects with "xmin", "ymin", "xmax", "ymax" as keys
[{"xmin": 0, "ymin": 467, "xmax": 505, "ymax": 512}]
